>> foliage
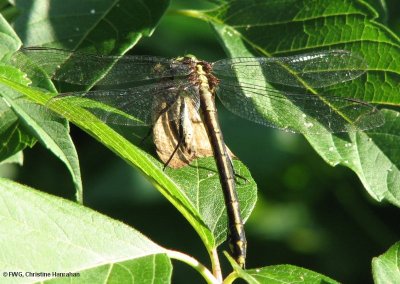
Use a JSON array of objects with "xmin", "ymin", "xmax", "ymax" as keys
[{"xmin": 0, "ymin": 0, "xmax": 399, "ymax": 283}]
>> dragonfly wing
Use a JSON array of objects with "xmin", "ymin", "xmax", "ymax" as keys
[
  {"xmin": 212, "ymin": 50, "xmax": 367, "ymax": 88},
  {"xmin": 47, "ymin": 80, "xmax": 200, "ymax": 126},
  {"xmin": 12, "ymin": 47, "xmax": 192, "ymax": 86},
  {"xmin": 216, "ymin": 80, "xmax": 384, "ymax": 133}
]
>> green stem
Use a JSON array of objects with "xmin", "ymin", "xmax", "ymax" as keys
[
  {"xmin": 223, "ymin": 271, "xmax": 239, "ymax": 284},
  {"xmin": 166, "ymin": 250, "xmax": 221, "ymax": 284},
  {"xmin": 210, "ymin": 248, "xmax": 222, "ymax": 282}
]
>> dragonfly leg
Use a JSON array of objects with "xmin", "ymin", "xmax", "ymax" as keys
[
  {"xmin": 163, "ymin": 102, "xmax": 187, "ymax": 170},
  {"xmin": 139, "ymin": 127, "xmax": 153, "ymax": 146},
  {"xmin": 227, "ymin": 152, "xmax": 248, "ymax": 183},
  {"xmin": 163, "ymin": 135, "xmax": 184, "ymax": 170}
]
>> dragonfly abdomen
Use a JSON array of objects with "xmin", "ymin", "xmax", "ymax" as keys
[{"xmin": 195, "ymin": 61, "xmax": 247, "ymax": 268}]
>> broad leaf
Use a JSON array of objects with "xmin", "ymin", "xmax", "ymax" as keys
[
  {"xmin": 363, "ymin": 0, "xmax": 388, "ymax": 22},
  {"xmin": 372, "ymin": 242, "xmax": 400, "ymax": 284},
  {"xmin": 0, "ymin": 178, "xmax": 171, "ymax": 283},
  {"xmin": 0, "ymin": 151, "xmax": 23, "ymax": 166},
  {"xmin": 0, "ymin": 48, "xmax": 83, "ymax": 201},
  {"xmin": 0, "ymin": 15, "xmax": 37, "ymax": 162},
  {"xmin": 225, "ymin": 253, "xmax": 339, "ymax": 283},
  {"xmin": 308, "ymin": 109, "xmax": 400, "ymax": 205},
  {"xmin": 235, "ymin": 265, "xmax": 339, "ymax": 283},
  {"xmin": 0, "ymin": 82, "xmax": 83, "ymax": 202},
  {"xmin": 0, "ymin": 13, "xmax": 83, "ymax": 200},
  {"xmin": 166, "ymin": 157, "xmax": 257, "ymax": 246},
  {"xmin": 0, "ymin": 12, "xmax": 20, "ymax": 56},
  {"xmin": 13, "ymin": 0, "xmax": 170, "ymax": 54},
  {"xmin": 0, "ymin": 107, "xmax": 35, "ymax": 162},
  {"xmin": 0, "ymin": 88, "xmax": 36, "ymax": 162},
  {"xmin": 185, "ymin": 0, "xmax": 400, "ymax": 206},
  {"xmin": 4, "ymin": 0, "xmax": 258, "ymax": 256},
  {"xmin": 0, "ymin": 75, "xmax": 257, "ymax": 261},
  {"xmin": 0, "ymin": 16, "xmax": 37, "ymax": 161},
  {"xmin": 5, "ymin": 0, "xmax": 173, "ymax": 202}
]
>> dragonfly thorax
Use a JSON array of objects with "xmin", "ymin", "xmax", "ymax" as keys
[{"xmin": 175, "ymin": 55, "xmax": 219, "ymax": 94}]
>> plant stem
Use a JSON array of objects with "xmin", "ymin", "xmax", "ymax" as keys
[
  {"xmin": 210, "ymin": 248, "xmax": 222, "ymax": 281},
  {"xmin": 223, "ymin": 272, "xmax": 239, "ymax": 284},
  {"xmin": 166, "ymin": 250, "xmax": 220, "ymax": 284}
]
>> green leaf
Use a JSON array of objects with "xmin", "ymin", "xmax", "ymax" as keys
[
  {"xmin": 0, "ymin": 19, "xmax": 37, "ymax": 161},
  {"xmin": 5, "ymin": 0, "xmax": 173, "ymax": 201},
  {"xmin": 186, "ymin": 0, "xmax": 400, "ymax": 206},
  {"xmin": 0, "ymin": 118, "xmax": 35, "ymax": 162},
  {"xmin": 0, "ymin": 63, "xmax": 83, "ymax": 202},
  {"xmin": 0, "ymin": 151, "xmax": 23, "ymax": 166},
  {"xmin": 13, "ymin": 0, "xmax": 170, "ymax": 54},
  {"xmin": 0, "ymin": 94, "xmax": 36, "ymax": 162},
  {"xmin": 307, "ymin": 109, "xmax": 400, "ymax": 205},
  {"xmin": 237, "ymin": 265, "xmax": 339, "ymax": 284},
  {"xmin": 166, "ymin": 157, "xmax": 257, "ymax": 247},
  {"xmin": 3, "ymin": 94, "xmax": 84, "ymax": 202},
  {"xmin": 224, "ymin": 252, "xmax": 339, "ymax": 284},
  {"xmin": 0, "ymin": 12, "xmax": 20, "ymax": 57},
  {"xmin": 1, "ymin": 0, "xmax": 258, "ymax": 260},
  {"xmin": 0, "ymin": 178, "xmax": 171, "ymax": 283},
  {"xmin": 0, "ymin": 74, "xmax": 257, "ymax": 262},
  {"xmin": 372, "ymin": 242, "xmax": 400, "ymax": 284},
  {"xmin": 363, "ymin": 0, "xmax": 388, "ymax": 23}
]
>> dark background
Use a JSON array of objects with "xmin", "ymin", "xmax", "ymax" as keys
[{"xmin": 1, "ymin": 0, "xmax": 399, "ymax": 283}]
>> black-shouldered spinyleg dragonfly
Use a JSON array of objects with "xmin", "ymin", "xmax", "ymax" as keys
[{"xmin": 10, "ymin": 47, "xmax": 384, "ymax": 268}]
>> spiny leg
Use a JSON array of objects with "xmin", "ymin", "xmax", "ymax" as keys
[
  {"xmin": 163, "ymin": 101, "xmax": 188, "ymax": 170},
  {"xmin": 227, "ymin": 151, "xmax": 248, "ymax": 184}
]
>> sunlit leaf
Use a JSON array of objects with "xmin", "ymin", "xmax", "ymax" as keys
[
  {"xmin": 0, "ymin": 178, "xmax": 171, "ymax": 283},
  {"xmin": 0, "ymin": 56, "xmax": 83, "ymax": 202},
  {"xmin": 13, "ymin": 0, "xmax": 170, "ymax": 54},
  {"xmin": 372, "ymin": 242, "xmax": 400, "ymax": 284},
  {"xmin": 0, "ymin": 74, "xmax": 257, "ymax": 258},
  {"xmin": 186, "ymin": 0, "xmax": 400, "ymax": 206},
  {"xmin": 224, "ymin": 252, "xmax": 339, "ymax": 283}
]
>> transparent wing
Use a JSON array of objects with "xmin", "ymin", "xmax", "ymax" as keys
[
  {"xmin": 216, "ymin": 80, "xmax": 384, "ymax": 133},
  {"xmin": 212, "ymin": 50, "xmax": 367, "ymax": 88},
  {"xmin": 12, "ymin": 47, "xmax": 192, "ymax": 86},
  {"xmin": 47, "ymin": 80, "xmax": 200, "ymax": 126},
  {"xmin": 213, "ymin": 50, "xmax": 383, "ymax": 133}
]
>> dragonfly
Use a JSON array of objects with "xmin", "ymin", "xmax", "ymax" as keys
[{"xmin": 10, "ymin": 47, "xmax": 384, "ymax": 268}]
